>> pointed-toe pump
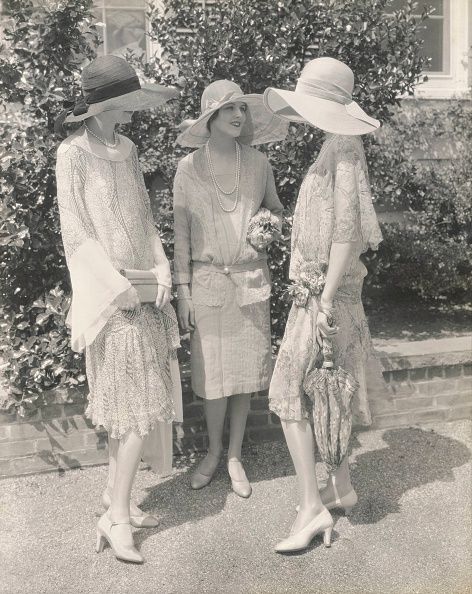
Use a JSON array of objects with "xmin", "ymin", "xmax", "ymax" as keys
[
  {"xmin": 96, "ymin": 513, "xmax": 144, "ymax": 564},
  {"xmin": 227, "ymin": 459, "xmax": 252, "ymax": 499},
  {"xmin": 101, "ymin": 490, "xmax": 159, "ymax": 529},
  {"xmin": 275, "ymin": 508, "xmax": 334, "ymax": 553},
  {"xmin": 190, "ymin": 452, "xmax": 221, "ymax": 490}
]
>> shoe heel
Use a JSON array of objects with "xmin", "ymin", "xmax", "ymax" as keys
[
  {"xmin": 323, "ymin": 527, "xmax": 333, "ymax": 548},
  {"xmin": 96, "ymin": 530, "xmax": 106, "ymax": 553},
  {"xmin": 344, "ymin": 506, "xmax": 353, "ymax": 515}
]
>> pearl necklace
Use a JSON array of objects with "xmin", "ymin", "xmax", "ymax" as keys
[
  {"xmin": 84, "ymin": 122, "xmax": 117, "ymax": 148},
  {"xmin": 205, "ymin": 141, "xmax": 241, "ymax": 213}
]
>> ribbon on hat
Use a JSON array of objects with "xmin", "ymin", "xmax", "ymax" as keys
[
  {"xmin": 204, "ymin": 91, "xmax": 239, "ymax": 113},
  {"xmin": 296, "ymin": 77, "xmax": 379, "ymax": 129},
  {"xmin": 54, "ymin": 75, "xmax": 142, "ymax": 134}
]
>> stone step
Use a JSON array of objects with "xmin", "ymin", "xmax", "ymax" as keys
[{"xmin": 0, "ymin": 447, "xmax": 108, "ymax": 479}]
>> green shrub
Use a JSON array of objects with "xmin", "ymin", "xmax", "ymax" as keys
[
  {"xmin": 133, "ymin": 0, "xmax": 430, "ymax": 342},
  {"xmin": 0, "ymin": 0, "xmax": 441, "ymax": 413},
  {"xmin": 0, "ymin": 0, "xmax": 98, "ymax": 412},
  {"xmin": 364, "ymin": 100, "xmax": 472, "ymax": 300}
]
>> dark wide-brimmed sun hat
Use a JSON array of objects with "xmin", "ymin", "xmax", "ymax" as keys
[
  {"xmin": 176, "ymin": 79, "xmax": 288, "ymax": 148},
  {"xmin": 55, "ymin": 55, "xmax": 178, "ymax": 131},
  {"xmin": 264, "ymin": 57, "xmax": 380, "ymax": 136}
]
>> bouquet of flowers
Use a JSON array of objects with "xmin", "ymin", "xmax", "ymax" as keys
[
  {"xmin": 247, "ymin": 208, "xmax": 282, "ymax": 252},
  {"xmin": 287, "ymin": 261, "xmax": 328, "ymax": 307}
]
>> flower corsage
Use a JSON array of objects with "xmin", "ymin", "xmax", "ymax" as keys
[
  {"xmin": 287, "ymin": 261, "xmax": 328, "ymax": 308},
  {"xmin": 247, "ymin": 207, "xmax": 282, "ymax": 252}
]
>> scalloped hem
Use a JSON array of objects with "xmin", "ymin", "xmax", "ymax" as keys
[{"xmin": 85, "ymin": 405, "xmax": 175, "ymax": 440}]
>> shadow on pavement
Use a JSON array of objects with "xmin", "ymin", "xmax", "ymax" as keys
[
  {"xmin": 134, "ymin": 424, "xmax": 471, "ymax": 547},
  {"xmin": 348, "ymin": 426, "xmax": 471, "ymax": 525}
]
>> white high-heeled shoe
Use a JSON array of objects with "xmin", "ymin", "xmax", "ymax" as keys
[
  {"xmin": 227, "ymin": 459, "xmax": 252, "ymax": 498},
  {"xmin": 275, "ymin": 508, "xmax": 334, "ymax": 553},
  {"xmin": 190, "ymin": 451, "xmax": 221, "ymax": 490},
  {"xmin": 102, "ymin": 489, "xmax": 159, "ymax": 529},
  {"xmin": 96, "ymin": 512, "xmax": 144, "ymax": 564}
]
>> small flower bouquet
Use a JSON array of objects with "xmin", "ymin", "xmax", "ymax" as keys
[
  {"xmin": 287, "ymin": 261, "xmax": 328, "ymax": 308},
  {"xmin": 247, "ymin": 208, "xmax": 282, "ymax": 252}
]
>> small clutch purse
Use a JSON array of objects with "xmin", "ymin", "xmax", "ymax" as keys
[{"xmin": 120, "ymin": 269, "xmax": 158, "ymax": 303}]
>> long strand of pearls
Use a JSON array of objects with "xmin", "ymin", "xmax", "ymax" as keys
[
  {"xmin": 205, "ymin": 141, "xmax": 241, "ymax": 213},
  {"xmin": 84, "ymin": 122, "xmax": 117, "ymax": 148}
]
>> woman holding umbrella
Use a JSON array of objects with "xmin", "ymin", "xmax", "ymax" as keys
[{"xmin": 264, "ymin": 57, "xmax": 385, "ymax": 552}]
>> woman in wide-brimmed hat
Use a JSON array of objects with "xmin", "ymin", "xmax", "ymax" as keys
[
  {"xmin": 55, "ymin": 55, "xmax": 181, "ymax": 564},
  {"xmin": 173, "ymin": 80, "xmax": 287, "ymax": 498},
  {"xmin": 264, "ymin": 57, "xmax": 386, "ymax": 553}
]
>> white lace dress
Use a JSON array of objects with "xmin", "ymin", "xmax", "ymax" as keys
[
  {"xmin": 56, "ymin": 128, "xmax": 180, "ymax": 439},
  {"xmin": 269, "ymin": 135, "xmax": 385, "ymax": 426}
]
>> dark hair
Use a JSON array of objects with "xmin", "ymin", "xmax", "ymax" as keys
[{"xmin": 206, "ymin": 109, "xmax": 219, "ymax": 133}]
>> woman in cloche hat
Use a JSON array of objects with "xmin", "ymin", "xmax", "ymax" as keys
[
  {"xmin": 173, "ymin": 80, "xmax": 287, "ymax": 498},
  {"xmin": 55, "ymin": 55, "xmax": 182, "ymax": 564},
  {"xmin": 264, "ymin": 57, "xmax": 386, "ymax": 553}
]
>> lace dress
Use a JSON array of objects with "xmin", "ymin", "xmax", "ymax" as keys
[
  {"xmin": 269, "ymin": 135, "xmax": 385, "ymax": 426},
  {"xmin": 173, "ymin": 145, "xmax": 283, "ymax": 399},
  {"xmin": 56, "ymin": 128, "xmax": 180, "ymax": 439}
]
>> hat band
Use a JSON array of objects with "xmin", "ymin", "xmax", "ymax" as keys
[
  {"xmin": 202, "ymin": 91, "xmax": 239, "ymax": 114},
  {"xmin": 295, "ymin": 78, "xmax": 352, "ymax": 105},
  {"xmin": 83, "ymin": 75, "xmax": 141, "ymax": 106}
]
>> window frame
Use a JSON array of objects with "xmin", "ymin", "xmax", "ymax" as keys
[{"xmin": 412, "ymin": 0, "xmax": 470, "ymax": 99}]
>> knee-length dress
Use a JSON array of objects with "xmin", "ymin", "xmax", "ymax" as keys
[
  {"xmin": 56, "ymin": 128, "xmax": 181, "ymax": 439},
  {"xmin": 269, "ymin": 134, "xmax": 385, "ymax": 426},
  {"xmin": 173, "ymin": 144, "xmax": 283, "ymax": 399}
]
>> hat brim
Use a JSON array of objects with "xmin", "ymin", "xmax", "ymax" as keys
[
  {"xmin": 176, "ymin": 94, "xmax": 288, "ymax": 148},
  {"xmin": 264, "ymin": 88, "xmax": 380, "ymax": 136},
  {"xmin": 64, "ymin": 84, "xmax": 179, "ymax": 123}
]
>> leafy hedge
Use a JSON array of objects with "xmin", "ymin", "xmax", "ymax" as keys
[
  {"xmin": 3, "ymin": 0, "xmax": 463, "ymax": 414},
  {"xmin": 0, "ymin": 0, "xmax": 98, "ymax": 414},
  {"xmin": 364, "ymin": 100, "xmax": 472, "ymax": 299}
]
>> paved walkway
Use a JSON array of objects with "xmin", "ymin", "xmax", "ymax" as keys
[{"xmin": 1, "ymin": 420, "xmax": 471, "ymax": 594}]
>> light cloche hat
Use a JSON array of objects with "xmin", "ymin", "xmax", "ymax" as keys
[
  {"xmin": 55, "ymin": 55, "xmax": 178, "ymax": 130},
  {"xmin": 176, "ymin": 80, "xmax": 288, "ymax": 148},
  {"xmin": 264, "ymin": 57, "xmax": 380, "ymax": 136}
]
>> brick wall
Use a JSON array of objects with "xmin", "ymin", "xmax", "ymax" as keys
[{"xmin": 0, "ymin": 336, "xmax": 471, "ymax": 478}]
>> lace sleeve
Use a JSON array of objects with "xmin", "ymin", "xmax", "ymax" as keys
[
  {"xmin": 56, "ymin": 145, "xmax": 95, "ymax": 262},
  {"xmin": 332, "ymin": 152, "xmax": 362, "ymax": 244}
]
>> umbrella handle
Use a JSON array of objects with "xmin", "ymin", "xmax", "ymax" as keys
[{"xmin": 321, "ymin": 336, "xmax": 335, "ymax": 369}]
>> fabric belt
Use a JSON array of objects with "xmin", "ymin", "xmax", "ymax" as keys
[{"xmin": 193, "ymin": 259, "xmax": 267, "ymax": 275}]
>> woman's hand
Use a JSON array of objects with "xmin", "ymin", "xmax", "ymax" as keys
[
  {"xmin": 315, "ymin": 309, "xmax": 338, "ymax": 347},
  {"xmin": 114, "ymin": 286, "xmax": 140, "ymax": 311},
  {"xmin": 155, "ymin": 285, "xmax": 171, "ymax": 310},
  {"xmin": 177, "ymin": 297, "xmax": 195, "ymax": 333}
]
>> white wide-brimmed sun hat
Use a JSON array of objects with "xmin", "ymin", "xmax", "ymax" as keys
[
  {"xmin": 55, "ymin": 55, "xmax": 178, "ymax": 131},
  {"xmin": 264, "ymin": 57, "xmax": 380, "ymax": 136},
  {"xmin": 176, "ymin": 79, "xmax": 288, "ymax": 148}
]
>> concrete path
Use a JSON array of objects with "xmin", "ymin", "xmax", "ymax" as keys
[{"xmin": 1, "ymin": 420, "xmax": 471, "ymax": 594}]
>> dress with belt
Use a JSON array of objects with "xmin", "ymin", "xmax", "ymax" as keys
[
  {"xmin": 269, "ymin": 134, "xmax": 385, "ymax": 426},
  {"xmin": 173, "ymin": 144, "xmax": 283, "ymax": 399}
]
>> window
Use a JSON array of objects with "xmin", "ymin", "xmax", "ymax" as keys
[
  {"xmin": 94, "ymin": 0, "xmax": 149, "ymax": 59},
  {"xmin": 388, "ymin": 0, "xmax": 470, "ymax": 98},
  {"xmin": 389, "ymin": 0, "xmax": 450, "ymax": 74}
]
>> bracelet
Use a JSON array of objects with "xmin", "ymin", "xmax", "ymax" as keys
[{"xmin": 176, "ymin": 296, "xmax": 192, "ymax": 301}]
